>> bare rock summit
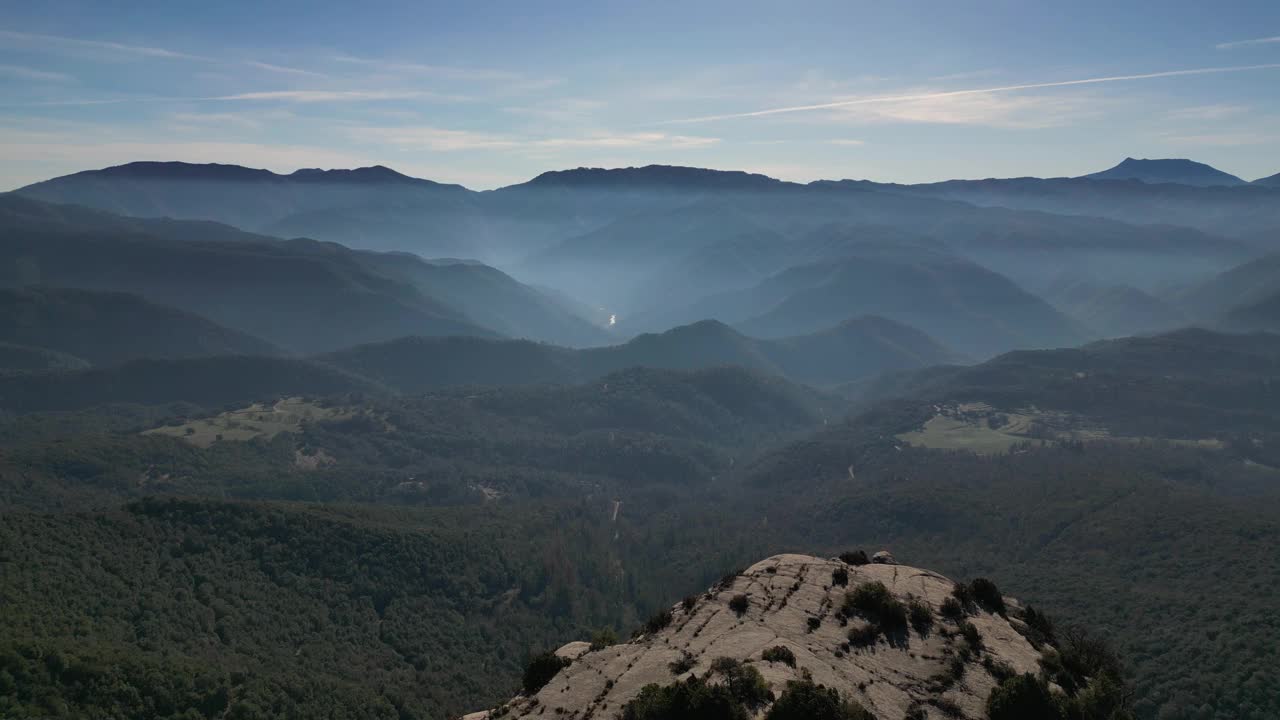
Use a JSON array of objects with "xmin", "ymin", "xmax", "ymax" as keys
[{"xmin": 464, "ymin": 553, "xmax": 1084, "ymax": 720}]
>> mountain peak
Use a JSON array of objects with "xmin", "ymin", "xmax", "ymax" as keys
[
  {"xmin": 33, "ymin": 161, "xmax": 459, "ymax": 189},
  {"xmin": 286, "ymin": 165, "xmax": 457, "ymax": 187},
  {"xmin": 1082, "ymin": 157, "xmax": 1246, "ymax": 187},
  {"xmin": 466, "ymin": 553, "xmax": 1098, "ymax": 720},
  {"xmin": 84, "ymin": 161, "xmax": 279, "ymax": 182},
  {"xmin": 1252, "ymin": 171, "xmax": 1280, "ymax": 187},
  {"xmin": 519, "ymin": 164, "xmax": 791, "ymax": 190}
]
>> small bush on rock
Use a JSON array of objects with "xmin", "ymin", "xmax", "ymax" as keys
[
  {"xmin": 940, "ymin": 597, "xmax": 965, "ymax": 623},
  {"xmin": 847, "ymin": 623, "xmax": 879, "ymax": 647},
  {"xmin": 622, "ymin": 677, "xmax": 749, "ymax": 720},
  {"xmin": 522, "ymin": 651, "xmax": 570, "ymax": 695},
  {"xmin": 645, "ymin": 609, "xmax": 673, "ymax": 635},
  {"xmin": 968, "ymin": 578, "xmax": 1006, "ymax": 615},
  {"xmin": 831, "ymin": 567, "xmax": 849, "ymax": 586},
  {"xmin": 842, "ymin": 581, "xmax": 908, "ymax": 634},
  {"xmin": 762, "ymin": 645, "xmax": 796, "ymax": 667},
  {"xmin": 590, "ymin": 628, "xmax": 618, "ymax": 650},
  {"xmin": 712, "ymin": 659, "xmax": 773, "ymax": 709},
  {"xmin": 764, "ymin": 679, "xmax": 875, "ymax": 720},
  {"xmin": 669, "ymin": 651, "xmax": 696, "ymax": 674},
  {"xmin": 839, "ymin": 550, "xmax": 870, "ymax": 566},
  {"xmin": 729, "ymin": 594, "xmax": 750, "ymax": 616},
  {"xmin": 960, "ymin": 622, "xmax": 984, "ymax": 652},
  {"xmin": 908, "ymin": 599, "xmax": 934, "ymax": 635},
  {"xmin": 986, "ymin": 673, "xmax": 1065, "ymax": 720}
]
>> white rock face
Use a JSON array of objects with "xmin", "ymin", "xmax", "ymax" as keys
[{"xmin": 467, "ymin": 553, "xmax": 1047, "ymax": 720}]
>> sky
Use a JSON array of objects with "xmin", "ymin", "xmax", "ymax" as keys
[{"xmin": 2, "ymin": 0, "xmax": 1279, "ymax": 190}]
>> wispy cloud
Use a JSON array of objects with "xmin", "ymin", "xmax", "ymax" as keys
[
  {"xmin": 331, "ymin": 54, "xmax": 521, "ymax": 82},
  {"xmin": 0, "ymin": 29, "xmax": 319, "ymax": 77},
  {"xmin": 165, "ymin": 109, "xmax": 297, "ymax": 131},
  {"xmin": 0, "ymin": 88, "xmax": 467, "ymax": 108},
  {"xmin": 502, "ymin": 98, "xmax": 605, "ymax": 123},
  {"xmin": 244, "ymin": 61, "xmax": 328, "ymax": 79},
  {"xmin": 1216, "ymin": 35, "xmax": 1280, "ymax": 50},
  {"xmin": 208, "ymin": 90, "xmax": 442, "ymax": 103},
  {"xmin": 1167, "ymin": 104, "xmax": 1248, "ymax": 120},
  {"xmin": 831, "ymin": 89, "xmax": 1101, "ymax": 129},
  {"xmin": 349, "ymin": 125, "xmax": 719, "ymax": 153},
  {"xmin": 826, "ymin": 139, "xmax": 865, "ymax": 146},
  {"xmin": 0, "ymin": 29, "xmax": 209, "ymax": 60},
  {"xmin": 0, "ymin": 64, "xmax": 74, "ymax": 82},
  {"xmin": 663, "ymin": 64, "xmax": 1280, "ymax": 124}
]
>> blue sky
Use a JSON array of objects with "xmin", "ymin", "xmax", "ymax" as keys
[{"xmin": 2, "ymin": 0, "xmax": 1279, "ymax": 189}]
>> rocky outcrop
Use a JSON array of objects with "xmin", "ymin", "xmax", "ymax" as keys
[{"xmin": 465, "ymin": 553, "xmax": 1059, "ymax": 720}]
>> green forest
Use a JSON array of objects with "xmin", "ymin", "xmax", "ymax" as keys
[{"xmin": 3, "ymin": 333, "xmax": 1280, "ymax": 719}]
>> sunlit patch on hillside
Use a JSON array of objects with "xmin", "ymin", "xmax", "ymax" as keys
[
  {"xmin": 896, "ymin": 401, "xmax": 1223, "ymax": 455},
  {"xmin": 143, "ymin": 397, "xmax": 359, "ymax": 447}
]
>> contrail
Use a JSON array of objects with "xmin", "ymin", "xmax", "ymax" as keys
[
  {"xmin": 1216, "ymin": 36, "xmax": 1280, "ymax": 50},
  {"xmin": 663, "ymin": 63, "xmax": 1280, "ymax": 124}
]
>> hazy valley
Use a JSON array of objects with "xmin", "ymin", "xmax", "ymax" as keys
[{"xmin": 2, "ymin": 154, "xmax": 1279, "ymax": 720}]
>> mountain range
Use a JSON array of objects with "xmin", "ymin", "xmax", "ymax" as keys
[
  {"xmin": 1081, "ymin": 157, "xmax": 1248, "ymax": 186},
  {"xmin": 0, "ymin": 195, "xmax": 607, "ymax": 353},
  {"xmin": 0, "ymin": 314, "xmax": 955, "ymax": 412}
]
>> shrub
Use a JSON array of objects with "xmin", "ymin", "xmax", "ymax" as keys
[
  {"xmin": 843, "ymin": 582, "xmax": 891, "ymax": 617},
  {"xmin": 729, "ymin": 594, "xmax": 750, "ymax": 616},
  {"xmin": 842, "ymin": 582, "xmax": 907, "ymax": 634},
  {"xmin": 1070, "ymin": 670, "xmax": 1134, "ymax": 720},
  {"xmin": 807, "ymin": 617, "xmax": 821, "ymax": 632},
  {"xmin": 986, "ymin": 673, "xmax": 1065, "ymax": 720},
  {"xmin": 983, "ymin": 656, "xmax": 1017, "ymax": 683},
  {"xmin": 711, "ymin": 656, "xmax": 741, "ymax": 674},
  {"xmin": 762, "ymin": 645, "xmax": 796, "ymax": 667},
  {"xmin": 879, "ymin": 598, "xmax": 908, "ymax": 634},
  {"xmin": 716, "ymin": 570, "xmax": 743, "ymax": 591},
  {"xmin": 645, "ymin": 609, "xmax": 673, "ymax": 635},
  {"xmin": 1019, "ymin": 605, "xmax": 1056, "ymax": 647},
  {"xmin": 847, "ymin": 623, "xmax": 879, "ymax": 647},
  {"xmin": 522, "ymin": 651, "xmax": 570, "ymax": 695},
  {"xmin": 712, "ymin": 659, "xmax": 772, "ymax": 709},
  {"xmin": 682, "ymin": 595, "xmax": 697, "ymax": 611},
  {"xmin": 764, "ymin": 679, "xmax": 875, "ymax": 720},
  {"xmin": 1059, "ymin": 626, "xmax": 1123, "ymax": 682},
  {"xmin": 669, "ymin": 652, "xmax": 696, "ymax": 675},
  {"xmin": 939, "ymin": 597, "xmax": 965, "ymax": 623},
  {"xmin": 951, "ymin": 582, "xmax": 975, "ymax": 611},
  {"xmin": 590, "ymin": 628, "xmax": 618, "ymax": 651},
  {"xmin": 831, "ymin": 567, "xmax": 849, "ymax": 587},
  {"xmin": 968, "ymin": 578, "xmax": 1006, "ymax": 615},
  {"xmin": 839, "ymin": 550, "xmax": 870, "ymax": 566},
  {"xmin": 622, "ymin": 677, "xmax": 749, "ymax": 720},
  {"xmin": 959, "ymin": 622, "xmax": 984, "ymax": 652},
  {"xmin": 908, "ymin": 599, "xmax": 934, "ymax": 635}
]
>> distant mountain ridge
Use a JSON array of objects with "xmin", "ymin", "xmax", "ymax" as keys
[
  {"xmin": 0, "ymin": 287, "xmax": 281, "ymax": 367},
  {"xmin": 520, "ymin": 164, "xmax": 793, "ymax": 190},
  {"xmin": 0, "ymin": 196, "xmax": 606, "ymax": 352},
  {"xmin": 654, "ymin": 251, "xmax": 1088, "ymax": 358},
  {"xmin": 1082, "ymin": 157, "xmax": 1247, "ymax": 186},
  {"xmin": 320, "ymin": 315, "xmax": 959, "ymax": 391},
  {"xmin": 37, "ymin": 161, "xmax": 464, "ymax": 189}
]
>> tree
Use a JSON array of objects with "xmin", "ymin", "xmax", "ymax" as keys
[
  {"xmin": 987, "ymin": 673, "xmax": 1064, "ymax": 720},
  {"xmin": 764, "ymin": 679, "xmax": 874, "ymax": 720},
  {"xmin": 521, "ymin": 652, "xmax": 569, "ymax": 695}
]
